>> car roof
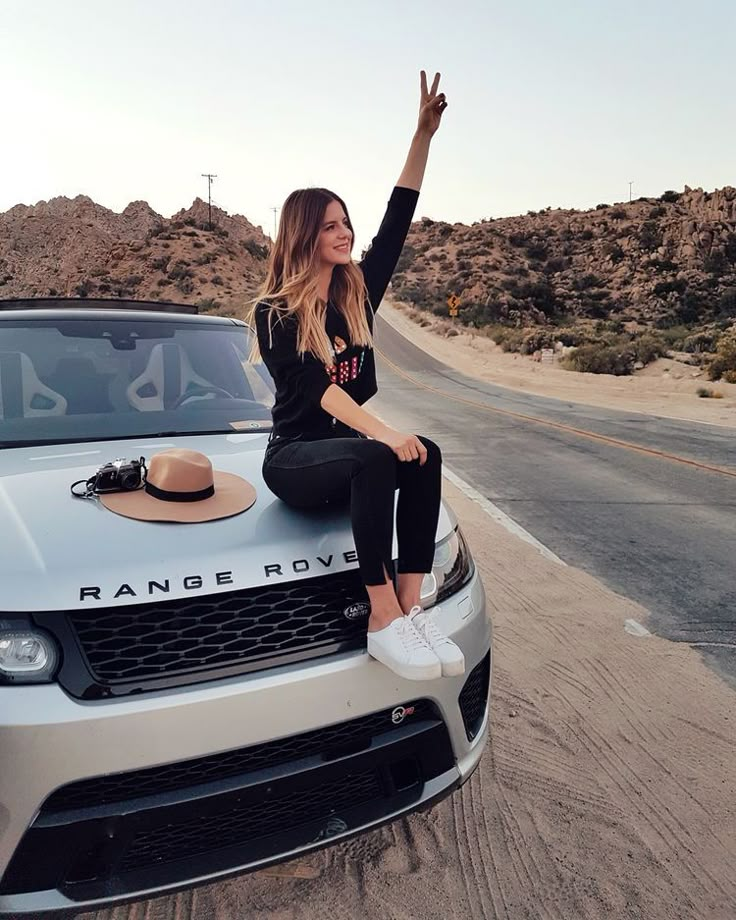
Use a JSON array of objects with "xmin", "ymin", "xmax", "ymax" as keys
[{"xmin": 0, "ymin": 297, "xmax": 246, "ymax": 326}]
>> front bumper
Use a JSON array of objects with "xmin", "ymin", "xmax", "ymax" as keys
[{"xmin": 0, "ymin": 570, "xmax": 490, "ymax": 917}]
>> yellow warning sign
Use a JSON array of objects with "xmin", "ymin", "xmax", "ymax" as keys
[{"xmin": 447, "ymin": 293, "xmax": 461, "ymax": 310}]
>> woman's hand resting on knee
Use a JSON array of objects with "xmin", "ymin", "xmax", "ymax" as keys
[{"xmin": 376, "ymin": 427, "xmax": 428, "ymax": 465}]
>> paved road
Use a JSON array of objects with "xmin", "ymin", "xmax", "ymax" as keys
[{"xmin": 372, "ymin": 316, "xmax": 736, "ymax": 686}]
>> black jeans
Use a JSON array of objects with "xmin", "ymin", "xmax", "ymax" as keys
[{"xmin": 263, "ymin": 427, "xmax": 442, "ymax": 586}]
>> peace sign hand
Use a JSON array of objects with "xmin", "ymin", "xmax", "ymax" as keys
[{"xmin": 417, "ymin": 70, "xmax": 447, "ymax": 137}]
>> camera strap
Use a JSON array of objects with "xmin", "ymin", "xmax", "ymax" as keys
[{"xmin": 70, "ymin": 475, "xmax": 101, "ymax": 500}]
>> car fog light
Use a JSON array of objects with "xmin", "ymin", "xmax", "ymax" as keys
[{"xmin": 0, "ymin": 630, "xmax": 59, "ymax": 682}]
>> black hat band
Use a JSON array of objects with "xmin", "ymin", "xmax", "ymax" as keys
[{"xmin": 144, "ymin": 481, "xmax": 215, "ymax": 503}]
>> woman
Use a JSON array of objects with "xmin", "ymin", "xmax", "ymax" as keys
[{"xmin": 250, "ymin": 71, "xmax": 463, "ymax": 682}]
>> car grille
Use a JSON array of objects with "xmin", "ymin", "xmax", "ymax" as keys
[
  {"xmin": 119, "ymin": 769, "xmax": 382, "ymax": 873},
  {"xmin": 35, "ymin": 570, "xmax": 371, "ymax": 698},
  {"xmin": 43, "ymin": 699, "xmax": 434, "ymax": 811}
]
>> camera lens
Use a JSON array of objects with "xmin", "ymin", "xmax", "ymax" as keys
[{"xmin": 120, "ymin": 472, "xmax": 140, "ymax": 490}]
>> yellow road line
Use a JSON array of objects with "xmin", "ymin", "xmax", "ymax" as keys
[{"xmin": 376, "ymin": 347, "xmax": 736, "ymax": 480}]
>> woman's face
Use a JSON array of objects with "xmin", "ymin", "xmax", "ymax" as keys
[{"xmin": 317, "ymin": 199, "xmax": 353, "ymax": 268}]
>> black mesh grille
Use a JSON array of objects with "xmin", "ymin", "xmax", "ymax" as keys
[
  {"xmin": 119, "ymin": 769, "xmax": 383, "ymax": 873},
  {"xmin": 459, "ymin": 653, "xmax": 490, "ymax": 740},
  {"xmin": 43, "ymin": 699, "xmax": 434, "ymax": 812},
  {"xmin": 64, "ymin": 570, "xmax": 370, "ymax": 686}
]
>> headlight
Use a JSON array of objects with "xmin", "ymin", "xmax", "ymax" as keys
[
  {"xmin": 0, "ymin": 625, "xmax": 60, "ymax": 683},
  {"xmin": 420, "ymin": 527, "xmax": 474, "ymax": 605}
]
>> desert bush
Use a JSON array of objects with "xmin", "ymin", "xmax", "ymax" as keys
[
  {"xmin": 193, "ymin": 240, "xmax": 205, "ymax": 249},
  {"xmin": 168, "ymin": 262, "xmax": 194, "ymax": 281},
  {"xmin": 639, "ymin": 220, "xmax": 663, "ymax": 251},
  {"xmin": 242, "ymin": 238, "xmax": 269, "ymax": 259},
  {"xmin": 595, "ymin": 203, "xmax": 610, "ymax": 210},
  {"xmin": 602, "ymin": 241, "xmax": 624, "ymax": 263},
  {"xmin": 483, "ymin": 325, "xmax": 520, "ymax": 350},
  {"xmin": 573, "ymin": 273, "xmax": 603, "ymax": 291},
  {"xmin": 197, "ymin": 298, "xmax": 221, "ymax": 312},
  {"xmin": 553, "ymin": 327, "xmax": 590, "ymax": 347},
  {"xmin": 544, "ymin": 256, "xmax": 567, "ymax": 274},
  {"xmin": 653, "ymin": 278, "xmax": 688, "ymax": 296},
  {"xmin": 609, "ymin": 207, "xmax": 628, "ymax": 220},
  {"xmin": 659, "ymin": 190, "xmax": 681, "ymax": 203},
  {"xmin": 704, "ymin": 250, "xmax": 727, "ymax": 276},
  {"xmin": 707, "ymin": 329, "xmax": 736, "ymax": 380},
  {"xmin": 496, "ymin": 328, "xmax": 526, "ymax": 352},
  {"xmin": 211, "ymin": 274, "xmax": 224, "ymax": 286},
  {"xmin": 717, "ymin": 288, "xmax": 736, "ymax": 318},
  {"xmin": 723, "ymin": 370, "xmax": 736, "ymax": 383},
  {"xmin": 177, "ymin": 278, "xmax": 194, "ymax": 295},
  {"xmin": 460, "ymin": 302, "xmax": 503, "ymax": 328},
  {"xmin": 525, "ymin": 242, "xmax": 548, "ymax": 260},
  {"xmin": 681, "ymin": 331, "xmax": 717, "ymax": 352},
  {"xmin": 631, "ymin": 332, "xmax": 666, "ymax": 365},
  {"xmin": 563, "ymin": 341, "xmax": 634, "ymax": 375},
  {"xmin": 396, "ymin": 245, "xmax": 416, "ymax": 272},
  {"xmin": 75, "ymin": 279, "xmax": 93, "ymax": 298},
  {"xmin": 650, "ymin": 258, "xmax": 678, "ymax": 272},
  {"xmin": 151, "ymin": 256, "xmax": 170, "ymax": 271},
  {"xmin": 580, "ymin": 229, "xmax": 594, "ymax": 241},
  {"xmin": 156, "ymin": 278, "xmax": 171, "ymax": 287},
  {"xmin": 520, "ymin": 328, "xmax": 556, "ymax": 354}
]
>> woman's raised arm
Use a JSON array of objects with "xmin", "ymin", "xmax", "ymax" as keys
[{"xmin": 396, "ymin": 70, "xmax": 448, "ymax": 192}]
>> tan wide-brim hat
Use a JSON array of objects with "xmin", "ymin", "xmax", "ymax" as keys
[{"xmin": 100, "ymin": 448, "xmax": 256, "ymax": 523}]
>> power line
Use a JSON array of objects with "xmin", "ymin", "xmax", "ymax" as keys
[{"xmin": 201, "ymin": 173, "xmax": 217, "ymax": 229}]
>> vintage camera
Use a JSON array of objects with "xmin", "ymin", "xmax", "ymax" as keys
[{"xmin": 92, "ymin": 457, "xmax": 146, "ymax": 493}]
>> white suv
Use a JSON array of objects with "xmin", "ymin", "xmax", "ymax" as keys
[{"xmin": 0, "ymin": 298, "xmax": 491, "ymax": 918}]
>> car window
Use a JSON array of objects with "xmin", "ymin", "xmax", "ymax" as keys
[{"xmin": 0, "ymin": 317, "xmax": 274, "ymax": 447}]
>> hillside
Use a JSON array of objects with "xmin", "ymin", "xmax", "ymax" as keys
[
  {"xmin": 0, "ymin": 195, "xmax": 271, "ymax": 319},
  {"xmin": 392, "ymin": 185, "xmax": 736, "ymax": 333}
]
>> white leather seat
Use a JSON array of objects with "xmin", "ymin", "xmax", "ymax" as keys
[
  {"xmin": 126, "ymin": 343, "xmax": 216, "ymax": 412},
  {"xmin": 0, "ymin": 351, "xmax": 68, "ymax": 419}
]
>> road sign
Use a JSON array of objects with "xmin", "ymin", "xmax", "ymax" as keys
[{"xmin": 447, "ymin": 293, "xmax": 461, "ymax": 310}]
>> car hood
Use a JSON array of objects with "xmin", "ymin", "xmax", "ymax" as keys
[{"xmin": 0, "ymin": 434, "xmax": 455, "ymax": 611}]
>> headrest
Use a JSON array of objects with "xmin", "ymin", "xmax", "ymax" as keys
[{"xmin": 0, "ymin": 351, "xmax": 67, "ymax": 419}]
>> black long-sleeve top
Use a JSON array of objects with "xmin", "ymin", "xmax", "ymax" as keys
[{"xmin": 255, "ymin": 185, "xmax": 419, "ymax": 439}]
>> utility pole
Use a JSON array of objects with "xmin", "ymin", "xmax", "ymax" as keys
[
  {"xmin": 270, "ymin": 207, "xmax": 280, "ymax": 240},
  {"xmin": 628, "ymin": 181, "xmax": 633, "ymax": 203},
  {"xmin": 201, "ymin": 173, "xmax": 217, "ymax": 229}
]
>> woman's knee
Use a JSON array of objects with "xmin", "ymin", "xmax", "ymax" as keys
[
  {"xmin": 353, "ymin": 438, "xmax": 396, "ymax": 476},
  {"xmin": 418, "ymin": 435, "xmax": 442, "ymax": 467}
]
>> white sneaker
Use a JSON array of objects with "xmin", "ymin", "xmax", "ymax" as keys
[
  {"xmin": 367, "ymin": 615, "xmax": 442, "ymax": 681},
  {"xmin": 410, "ymin": 607, "xmax": 466, "ymax": 677}
]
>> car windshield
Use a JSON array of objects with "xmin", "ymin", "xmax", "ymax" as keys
[{"xmin": 0, "ymin": 315, "xmax": 275, "ymax": 448}]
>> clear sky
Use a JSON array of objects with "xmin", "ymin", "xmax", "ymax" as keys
[{"xmin": 1, "ymin": 0, "xmax": 734, "ymax": 251}]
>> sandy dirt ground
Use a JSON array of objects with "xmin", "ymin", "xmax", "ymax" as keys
[
  {"xmin": 379, "ymin": 301, "xmax": 736, "ymax": 429},
  {"xmin": 89, "ymin": 477, "xmax": 736, "ymax": 920}
]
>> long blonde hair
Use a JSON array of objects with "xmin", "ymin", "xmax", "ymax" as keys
[{"xmin": 247, "ymin": 188, "xmax": 372, "ymax": 366}]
